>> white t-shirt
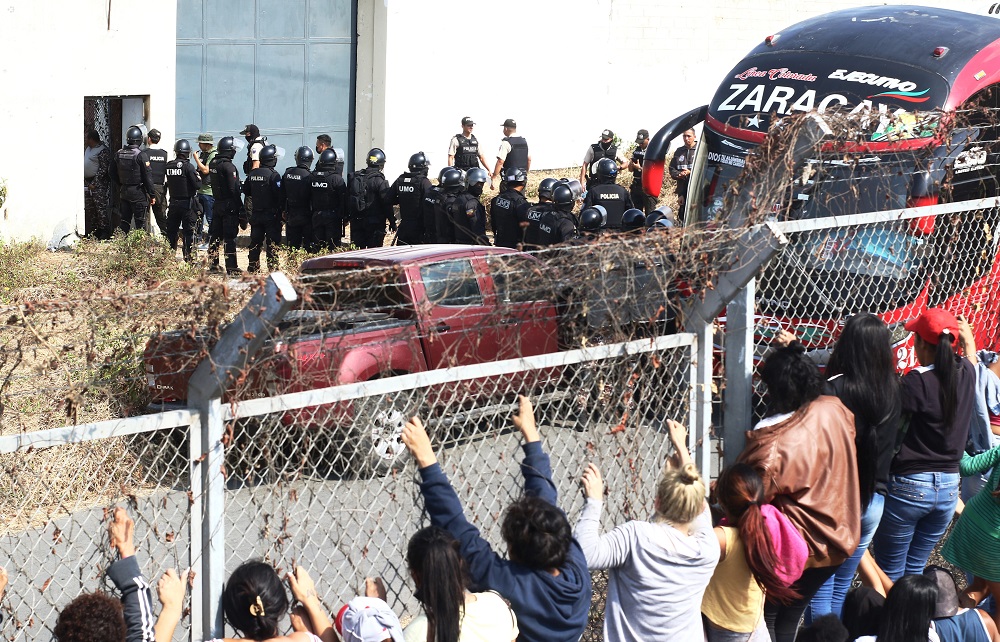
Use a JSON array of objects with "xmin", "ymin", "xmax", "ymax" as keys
[
  {"xmin": 404, "ymin": 591, "xmax": 518, "ymax": 642},
  {"xmin": 84, "ymin": 144, "xmax": 105, "ymax": 180}
]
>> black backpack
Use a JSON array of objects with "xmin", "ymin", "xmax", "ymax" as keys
[{"xmin": 349, "ymin": 169, "xmax": 373, "ymax": 215}]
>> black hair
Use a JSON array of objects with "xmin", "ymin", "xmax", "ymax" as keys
[
  {"xmin": 500, "ymin": 496, "xmax": 571, "ymax": 570},
  {"xmin": 878, "ymin": 574, "xmax": 938, "ymax": 642},
  {"xmin": 826, "ymin": 313, "xmax": 901, "ymax": 509},
  {"xmin": 796, "ymin": 614, "xmax": 849, "ymax": 642},
  {"xmin": 759, "ymin": 342, "xmax": 824, "ymax": 416},
  {"xmin": 221, "ymin": 560, "xmax": 289, "ymax": 640},
  {"xmin": 316, "ymin": 134, "xmax": 332, "ymax": 145},
  {"xmin": 932, "ymin": 333, "xmax": 959, "ymax": 427},
  {"xmin": 407, "ymin": 526, "xmax": 468, "ymax": 642},
  {"xmin": 54, "ymin": 592, "xmax": 127, "ymax": 642},
  {"xmin": 86, "ymin": 130, "xmax": 102, "ymax": 144},
  {"xmin": 842, "ymin": 587, "xmax": 884, "ymax": 640}
]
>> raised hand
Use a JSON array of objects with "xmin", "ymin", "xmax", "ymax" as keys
[
  {"xmin": 512, "ymin": 395, "xmax": 539, "ymax": 443},
  {"xmin": 402, "ymin": 416, "xmax": 437, "ymax": 468},
  {"xmin": 581, "ymin": 463, "xmax": 604, "ymax": 500}
]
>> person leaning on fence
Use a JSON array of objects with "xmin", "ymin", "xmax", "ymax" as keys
[
  {"xmin": 400, "ymin": 396, "xmax": 591, "ymax": 642},
  {"xmin": 575, "ymin": 418, "xmax": 719, "ymax": 642}
]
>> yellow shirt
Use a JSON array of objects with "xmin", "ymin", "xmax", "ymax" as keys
[{"xmin": 701, "ymin": 526, "xmax": 765, "ymax": 633}]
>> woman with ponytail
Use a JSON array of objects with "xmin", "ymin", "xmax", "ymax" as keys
[
  {"xmin": 702, "ymin": 463, "xmax": 801, "ymax": 641},
  {"xmin": 219, "ymin": 561, "xmax": 332, "ymax": 642},
  {"xmin": 872, "ymin": 308, "xmax": 976, "ymax": 582},
  {"xmin": 403, "ymin": 526, "xmax": 517, "ymax": 642},
  {"xmin": 810, "ymin": 313, "xmax": 902, "ymax": 619},
  {"xmin": 575, "ymin": 419, "xmax": 720, "ymax": 641}
]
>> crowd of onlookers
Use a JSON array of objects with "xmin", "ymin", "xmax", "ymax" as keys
[{"xmin": 29, "ymin": 305, "xmax": 1000, "ymax": 641}]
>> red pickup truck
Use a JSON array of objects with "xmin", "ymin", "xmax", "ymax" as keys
[{"xmin": 144, "ymin": 244, "xmax": 563, "ymax": 473}]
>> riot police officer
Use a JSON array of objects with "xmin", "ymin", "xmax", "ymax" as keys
[
  {"xmin": 583, "ymin": 158, "xmax": 634, "ymax": 230},
  {"xmin": 490, "ymin": 167, "xmax": 529, "ymax": 248},
  {"xmin": 347, "ymin": 148, "xmax": 393, "ymax": 248},
  {"xmin": 621, "ymin": 208, "xmax": 646, "ymax": 234},
  {"xmin": 579, "ymin": 129, "xmax": 624, "ymax": 189},
  {"xmin": 522, "ymin": 177, "xmax": 558, "ymax": 250},
  {"xmin": 311, "ymin": 149, "xmax": 348, "ymax": 252},
  {"xmin": 448, "ymin": 168, "xmax": 490, "ymax": 245},
  {"xmin": 111, "ymin": 126, "xmax": 156, "ymax": 234},
  {"xmin": 390, "ymin": 151, "xmax": 432, "ymax": 245},
  {"xmin": 578, "ymin": 205, "xmax": 607, "ymax": 241},
  {"xmin": 244, "ymin": 145, "xmax": 283, "ymax": 273},
  {"xmin": 431, "ymin": 167, "xmax": 466, "ymax": 244},
  {"xmin": 207, "ymin": 136, "xmax": 244, "ymax": 275},
  {"xmin": 143, "ymin": 129, "xmax": 169, "ymax": 235},
  {"xmin": 283, "ymin": 146, "xmax": 314, "ymax": 250},
  {"xmin": 164, "ymin": 139, "xmax": 202, "ymax": 262},
  {"xmin": 536, "ymin": 183, "xmax": 579, "ymax": 247}
]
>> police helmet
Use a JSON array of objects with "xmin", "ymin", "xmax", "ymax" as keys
[
  {"xmin": 504, "ymin": 168, "xmax": 528, "ymax": 184},
  {"xmin": 126, "ymin": 126, "xmax": 143, "ymax": 146},
  {"xmin": 538, "ymin": 177, "xmax": 559, "ymax": 201},
  {"xmin": 408, "ymin": 151, "xmax": 430, "ymax": 173},
  {"xmin": 564, "ymin": 179, "xmax": 584, "ymax": 200},
  {"xmin": 294, "ymin": 146, "xmax": 314, "ymax": 168},
  {"xmin": 173, "ymin": 139, "xmax": 192, "ymax": 160},
  {"xmin": 217, "ymin": 136, "xmax": 237, "ymax": 158},
  {"xmin": 552, "ymin": 184, "xmax": 576, "ymax": 210},
  {"xmin": 646, "ymin": 206, "xmax": 676, "ymax": 231},
  {"xmin": 621, "ymin": 208, "xmax": 646, "ymax": 232},
  {"xmin": 438, "ymin": 167, "xmax": 465, "ymax": 192},
  {"xmin": 595, "ymin": 158, "xmax": 618, "ymax": 182},
  {"xmin": 466, "ymin": 168, "xmax": 489, "ymax": 188},
  {"xmin": 366, "ymin": 148, "xmax": 386, "ymax": 169},
  {"xmin": 580, "ymin": 206, "xmax": 608, "ymax": 232},
  {"xmin": 259, "ymin": 145, "xmax": 278, "ymax": 168},
  {"xmin": 317, "ymin": 148, "xmax": 338, "ymax": 171}
]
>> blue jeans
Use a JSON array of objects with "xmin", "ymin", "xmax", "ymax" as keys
[
  {"xmin": 872, "ymin": 472, "xmax": 959, "ymax": 581},
  {"xmin": 809, "ymin": 492, "xmax": 885, "ymax": 619},
  {"xmin": 198, "ymin": 194, "xmax": 215, "ymax": 234}
]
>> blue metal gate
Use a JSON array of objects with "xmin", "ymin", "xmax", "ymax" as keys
[{"xmin": 176, "ymin": 0, "xmax": 355, "ymax": 169}]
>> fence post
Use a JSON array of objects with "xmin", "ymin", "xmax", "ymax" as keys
[
  {"xmin": 722, "ymin": 280, "xmax": 755, "ymax": 466},
  {"xmin": 689, "ymin": 320, "xmax": 714, "ymax": 483},
  {"xmin": 187, "ymin": 273, "xmax": 298, "ymax": 641}
]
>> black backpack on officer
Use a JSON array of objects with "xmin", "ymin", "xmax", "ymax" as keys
[{"xmin": 349, "ymin": 169, "xmax": 373, "ymax": 215}]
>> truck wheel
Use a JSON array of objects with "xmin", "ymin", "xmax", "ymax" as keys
[{"xmin": 354, "ymin": 391, "xmax": 414, "ymax": 476}]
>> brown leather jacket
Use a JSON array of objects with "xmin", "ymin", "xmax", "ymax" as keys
[{"xmin": 737, "ymin": 395, "xmax": 861, "ymax": 568}]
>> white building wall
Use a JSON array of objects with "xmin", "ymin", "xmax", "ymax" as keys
[
  {"xmin": 382, "ymin": 0, "xmax": 987, "ymax": 180},
  {"xmin": 0, "ymin": 0, "xmax": 176, "ymax": 242}
]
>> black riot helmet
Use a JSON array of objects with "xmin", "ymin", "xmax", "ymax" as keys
[
  {"xmin": 504, "ymin": 167, "xmax": 527, "ymax": 185},
  {"xmin": 645, "ymin": 205, "xmax": 675, "ymax": 231},
  {"xmin": 552, "ymin": 184, "xmax": 576, "ymax": 211},
  {"xmin": 217, "ymin": 136, "xmax": 237, "ymax": 159},
  {"xmin": 438, "ymin": 167, "xmax": 465, "ymax": 192},
  {"xmin": 294, "ymin": 146, "xmax": 314, "ymax": 169},
  {"xmin": 466, "ymin": 167, "xmax": 489, "ymax": 197},
  {"xmin": 259, "ymin": 144, "xmax": 278, "ymax": 168},
  {"xmin": 595, "ymin": 158, "xmax": 618, "ymax": 183},
  {"xmin": 366, "ymin": 148, "xmax": 386, "ymax": 169},
  {"xmin": 537, "ymin": 177, "xmax": 559, "ymax": 202},
  {"xmin": 126, "ymin": 126, "xmax": 143, "ymax": 146},
  {"xmin": 317, "ymin": 148, "xmax": 338, "ymax": 171},
  {"xmin": 622, "ymin": 208, "xmax": 646, "ymax": 232},
  {"xmin": 408, "ymin": 151, "xmax": 430, "ymax": 174},
  {"xmin": 580, "ymin": 205, "xmax": 607, "ymax": 232},
  {"xmin": 173, "ymin": 139, "xmax": 192, "ymax": 160}
]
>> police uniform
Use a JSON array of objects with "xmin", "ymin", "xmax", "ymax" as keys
[
  {"xmin": 669, "ymin": 145, "xmax": 696, "ymax": 203},
  {"xmin": 282, "ymin": 164, "xmax": 313, "ymax": 250},
  {"xmin": 244, "ymin": 166, "xmax": 283, "ymax": 272},
  {"xmin": 583, "ymin": 142, "xmax": 619, "ymax": 189},
  {"xmin": 143, "ymin": 146, "xmax": 169, "ymax": 234},
  {"xmin": 583, "ymin": 184, "xmax": 634, "ymax": 230},
  {"xmin": 501, "ymin": 136, "xmax": 529, "ymax": 174},
  {"xmin": 521, "ymin": 202, "xmax": 552, "ymax": 250},
  {"xmin": 451, "ymin": 134, "xmax": 481, "ymax": 172},
  {"xmin": 536, "ymin": 208, "xmax": 577, "ymax": 247},
  {"xmin": 207, "ymin": 155, "xmax": 243, "ymax": 273},
  {"xmin": 390, "ymin": 171, "xmax": 432, "ymax": 245},
  {"xmin": 447, "ymin": 191, "xmax": 490, "ymax": 245},
  {"xmin": 164, "ymin": 157, "xmax": 202, "ymax": 262},
  {"xmin": 347, "ymin": 167, "xmax": 393, "ymax": 249},
  {"xmin": 629, "ymin": 145, "xmax": 658, "ymax": 215},
  {"xmin": 422, "ymin": 186, "xmax": 445, "ymax": 244},
  {"xmin": 490, "ymin": 188, "xmax": 529, "ymax": 249},
  {"xmin": 112, "ymin": 144, "xmax": 156, "ymax": 233},
  {"xmin": 310, "ymin": 168, "xmax": 347, "ymax": 252}
]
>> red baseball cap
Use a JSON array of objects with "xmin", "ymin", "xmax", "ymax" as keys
[{"xmin": 905, "ymin": 307, "xmax": 959, "ymax": 345}]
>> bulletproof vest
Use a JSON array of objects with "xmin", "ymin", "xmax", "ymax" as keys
[
  {"xmin": 502, "ymin": 136, "xmax": 529, "ymax": 172},
  {"xmin": 453, "ymin": 134, "xmax": 479, "ymax": 169},
  {"xmin": 591, "ymin": 142, "xmax": 618, "ymax": 163},
  {"xmin": 490, "ymin": 189, "xmax": 527, "ymax": 248},
  {"xmin": 631, "ymin": 147, "xmax": 646, "ymax": 179},
  {"xmin": 394, "ymin": 172, "xmax": 425, "ymax": 219},
  {"xmin": 145, "ymin": 147, "xmax": 168, "ymax": 184},
  {"xmin": 537, "ymin": 209, "xmax": 576, "ymax": 247},
  {"xmin": 522, "ymin": 202, "xmax": 551, "ymax": 248},
  {"xmin": 447, "ymin": 192, "xmax": 486, "ymax": 244},
  {"xmin": 282, "ymin": 167, "xmax": 312, "ymax": 210},
  {"xmin": 589, "ymin": 184, "xmax": 629, "ymax": 228},
  {"xmin": 248, "ymin": 167, "xmax": 281, "ymax": 212},
  {"xmin": 115, "ymin": 146, "xmax": 143, "ymax": 185},
  {"xmin": 209, "ymin": 156, "xmax": 240, "ymax": 200},
  {"xmin": 165, "ymin": 160, "xmax": 195, "ymax": 199},
  {"xmin": 243, "ymin": 138, "xmax": 265, "ymax": 175},
  {"xmin": 310, "ymin": 170, "xmax": 343, "ymax": 211}
]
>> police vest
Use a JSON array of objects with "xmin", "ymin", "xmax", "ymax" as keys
[
  {"xmin": 490, "ymin": 189, "xmax": 527, "ymax": 248},
  {"xmin": 310, "ymin": 170, "xmax": 343, "ymax": 211},
  {"xmin": 243, "ymin": 138, "xmax": 266, "ymax": 175},
  {"xmin": 453, "ymin": 135, "xmax": 479, "ymax": 169},
  {"xmin": 631, "ymin": 147, "xmax": 645, "ymax": 180},
  {"xmin": 394, "ymin": 172, "xmax": 426, "ymax": 220},
  {"xmin": 502, "ymin": 136, "xmax": 529, "ymax": 172},
  {"xmin": 116, "ymin": 146, "xmax": 143, "ymax": 186},
  {"xmin": 589, "ymin": 185, "xmax": 630, "ymax": 228},
  {"xmin": 145, "ymin": 148, "xmax": 168, "ymax": 184},
  {"xmin": 521, "ymin": 203, "xmax": 550, "ymax": 248},
  {"xmin": 591, "ymin": 142, "xmax": 617, "ymax": 164},
  {"xmin": 537, "ymin": 209, "xmax": 576, "ymax": 247},
  {"xmin": 282, "ymin": 167, "xmax": 312, "ymax": 210},
  {"xmin": 209, "ymin": 156, "xmax": 240, "ymax": 201},
  {"xmin": 165, "ymin": 160, "xmax": 196, "ymax": 199},
  {"xmin": 248, "ymin": 168, "xmax": 281, "ymax": 212}
]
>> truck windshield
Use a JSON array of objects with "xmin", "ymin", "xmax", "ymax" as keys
[{"xmin": 685, "ymin": 128, "xmax": 753, "ymax": 225}]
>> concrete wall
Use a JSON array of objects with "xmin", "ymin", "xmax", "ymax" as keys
[
  {"xmin": 0, "ymin": 0, "xmax": 176, "ymax": 242},
  {"xmin": 380, "ymin": 0, "xmax": 988, "ymax": 180}
]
